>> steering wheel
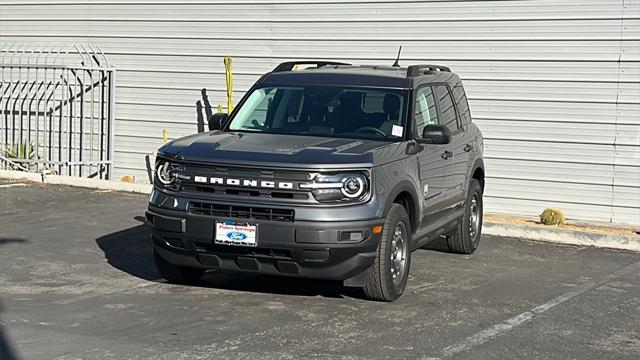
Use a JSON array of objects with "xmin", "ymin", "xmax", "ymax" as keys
[{"xmin": 354, "ymin": 126, "xmax": 387, "ymax": 137}]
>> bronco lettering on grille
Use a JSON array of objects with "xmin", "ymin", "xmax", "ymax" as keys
[{"xmin": 194, "ymin": 176, "xmax": 295, "ymax": 190}]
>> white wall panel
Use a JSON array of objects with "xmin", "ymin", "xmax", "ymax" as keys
[{"xmin": 1, "ymin": 0, "xmax": 638, "ymax": 225}]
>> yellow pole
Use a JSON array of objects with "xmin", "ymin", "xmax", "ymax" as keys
[
  {"xmin": 224, "ymin": 56, "xmax": 233, "ymax": 113},
  {"xmin": 162, "ymin": 128, "xmax": 168, "ymax": 144}
]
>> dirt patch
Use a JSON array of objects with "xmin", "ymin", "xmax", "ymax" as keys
[{"xmin": 485, "ymin": 214, "xmax": 640, "ymax": 238}]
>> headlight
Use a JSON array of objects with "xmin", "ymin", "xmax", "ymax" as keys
[
  {"xmin": 301, "ymin": 171, "xmax": 370, "ymax": 203},
  {"xmin": 155, "ymin": 160, "xmax": 185, "ymax": 190},
  {"xmin": 342, "ymin": 176, "xmax": 365, "ymax": 198}
]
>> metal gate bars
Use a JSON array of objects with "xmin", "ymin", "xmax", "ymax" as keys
[{"xmin": 0, "ymin": 43, "xmax": 115, "ymax": 179}]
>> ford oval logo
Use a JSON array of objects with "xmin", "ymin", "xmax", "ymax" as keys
[{"xmin": 226, "ymin": 231, "xmax": 247, "ymax": 241}]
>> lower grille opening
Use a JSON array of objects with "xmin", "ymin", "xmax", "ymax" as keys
[
  {"xmin": 189, "ymin": 202, "xmax": 294, "ymax": 222},
  {"xmin": 194, "ymin": 242, "xmax": 293, "ymax": 260}
]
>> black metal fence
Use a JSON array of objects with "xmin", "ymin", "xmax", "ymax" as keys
[{"xmin": 0, "ymin": 43, "xmax": 115, "ymax": 179}]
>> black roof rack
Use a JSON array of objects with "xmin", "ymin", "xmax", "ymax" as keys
[
  {"xmin": 406, "ymin": 64, "xmax": 451, "ymax": 77},
  {"xmin": 272, "ymin": 61, "xmax": 351, "ymax": 73}
]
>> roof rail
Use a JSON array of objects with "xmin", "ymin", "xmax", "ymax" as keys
[
  {"xmin": 272, "ymin": 61, "xmax": 351, "ymax": 73},
  {"xmin": 406, "ymin": 64, "xmax": 451, "ymax": 77}
]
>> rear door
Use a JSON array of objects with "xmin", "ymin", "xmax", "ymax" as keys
[
  {"xmin": 451, "ymin": 79, "xmax": 475, "ymax": 193},
  {"xmin": 432, "ymin": 84, "xmax": 466, "ymax": 215}
]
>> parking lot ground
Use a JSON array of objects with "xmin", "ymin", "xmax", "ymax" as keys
[{"xmin": 1, "ymin": 182, "xmax": 639, "ymax": 359}]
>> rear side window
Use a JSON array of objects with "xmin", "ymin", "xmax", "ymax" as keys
[
  {"xmin": 433, "ymin": 85, "xmax": 458, "ymax": 132},
  {"xmin": 452, "ymin": 80, "xmax": 471, "ymax": 126}
]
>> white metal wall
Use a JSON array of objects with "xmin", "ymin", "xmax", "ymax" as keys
[{"xmin": 1, "ymin": 0, "xmax": 639, "ymax": 225}]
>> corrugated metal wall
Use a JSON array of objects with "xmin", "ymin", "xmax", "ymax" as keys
[{"xmin": 1, "ymin": 0, "xmax": 639, "ymax": 225}]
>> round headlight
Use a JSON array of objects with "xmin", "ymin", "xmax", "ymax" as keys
[
  {"xmin": 301, "ymin": 171, "xmax": 370, "ymax": 203},
  {"xmin": 156, "ymin": 161, "xmax": 175, "ymax": 185},
  {"xmin": 341, "ymin": 176, "xmax": 365, "ymax": 198}
]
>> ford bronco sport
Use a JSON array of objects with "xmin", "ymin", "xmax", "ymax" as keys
[{"xmin": 147, "ymin": 61, "xmax": 485, "ymax": 301}]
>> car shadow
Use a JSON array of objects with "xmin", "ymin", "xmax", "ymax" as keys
[
  {"xmin": 95, "ymin": 221, "xmax": 160, "ymax": 281},
  {"xmin": 0, "ymin": 238, "xmax": 29, "ymax": 246},
  {"xmin": 198, "ymin": 271, "xmax": 362, "ymax": 299},
  {"xmin": 95, "ymin": 218, "xmax": 365, "ymax": 300},
  {"xmin": 420, "ymin": 236, "xmax": 452, "ymax": 253},
  {"xmin": 0, "ymin": 300, "xmax": 19, "ymax": 360}
]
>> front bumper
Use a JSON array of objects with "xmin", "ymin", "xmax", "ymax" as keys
[{"xmin": 147, "ymin": 202, "xmax": 384, "ymax": 282}]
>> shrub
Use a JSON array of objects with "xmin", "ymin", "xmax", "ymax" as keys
[
  {"xmin": 2, "ymin": 142, "xmax": 39, "ymax": 172},
  {"xmin": 540, "ymin": 208, "xmax": 565, "ymax": 225},
  {"xmin": 3, "ymin": 142, "xmax": 37, "ymax": 160}
]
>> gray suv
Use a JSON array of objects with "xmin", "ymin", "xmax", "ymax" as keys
[{"xmin": 146, "ymin": 61, "xmax": 485, "ymax": 301}]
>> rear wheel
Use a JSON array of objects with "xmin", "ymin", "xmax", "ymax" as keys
[
  {"xmin": 154, "ymin": 250, "xmax": 205, "ymax": 284},
  {"xmin": 446, "ymin": 179, "xmax": 483, "ymax": 254},
  {"xmin": 363, "ymin": 204, "xmax": 412, "ymax": 302}
]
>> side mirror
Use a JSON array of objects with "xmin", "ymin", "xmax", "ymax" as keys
[
  {"xmin": 208, "ymin": 113, "xmax": 229, "ymax": 131},
  {"xmin": 417, "ymin": 124, "xmax": 451, "ymax": 145}
]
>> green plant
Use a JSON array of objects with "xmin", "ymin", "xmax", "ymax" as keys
[
  {"xmin": 540, "ymin": 208, "xmax": 565, "ymax": 225},
  {"xmin": 3, "ymin": 142, "xmax": 37, "ymax": 160}
]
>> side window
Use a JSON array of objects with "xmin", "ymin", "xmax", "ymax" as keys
[
  {"xmin": 414, "ymin": 86, "xmax": 439, "ymax": 138},
  {"xmin": 433, "ymin": 85, "xmax": 458, "ymax": 132},
  {"xmin": 452, "ymin": 80, "xmax": 471, "ymax": 126}
]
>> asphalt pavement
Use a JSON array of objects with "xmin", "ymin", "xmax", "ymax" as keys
[{"xmin": 1, "ymin": 180, "xmax": 639, "ymax": 359}]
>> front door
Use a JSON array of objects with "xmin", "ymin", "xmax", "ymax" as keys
[{"xmin": 414, "ymin": 86, "xmax": 453, "ymax": 226}]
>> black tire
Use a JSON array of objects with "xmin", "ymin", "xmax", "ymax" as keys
[
  {"xmin": 154, "ymin": 250, "xmax": 205, "ymax": 285},
  {"xmin": 447, "ymin": 179, "xmax": 483, "ymax": 254},
  {"xmin": 363, "ymin": 204, "xmax": 412, "ymax": 302}
]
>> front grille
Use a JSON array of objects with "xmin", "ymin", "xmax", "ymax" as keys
[
  {"xmin": 181, "ymin": 184, "xmax": 310, "ymax": 201},
  {"xmin": 179, "ymin": 163, "xmax": 315, "ymax": 204},
  {"xmin": 189, "ymin": 201, "xmax": 295, "ymax": 222}
]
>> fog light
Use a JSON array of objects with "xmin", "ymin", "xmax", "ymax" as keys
[{"xmin": 340, "ymin": 231, "xmax": 364, "ymax": 242}]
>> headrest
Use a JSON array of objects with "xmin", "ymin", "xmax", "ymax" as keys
[{"xmin": 383, "ymin": 94, "xmax": 400, "ymax": 114}]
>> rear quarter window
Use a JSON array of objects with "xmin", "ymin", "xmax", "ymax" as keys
[
  {"xmin": 452, "ymin": 80, "xmax": 471, "ymax": 126},
  {"xmin": 433, "ymin": 85, "xmax": 459, "ymax": 132}
]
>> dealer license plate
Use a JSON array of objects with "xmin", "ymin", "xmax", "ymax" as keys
[{"xmin": 215, "ymin": 221, "xmax": 257, "ymax": 247}]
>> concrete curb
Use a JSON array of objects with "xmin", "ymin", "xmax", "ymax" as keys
[
  {"xmin": 0, "ymin": 170, "xmax": 152, "ymax": 194},
  {"xmin": 484, "ymin": 222, "xmax": 640, "ymax": 252}
]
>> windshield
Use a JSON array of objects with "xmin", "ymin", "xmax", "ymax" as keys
[{"xmin": 228, "ymin": 86, "xmax": 408, "ymax": 141}]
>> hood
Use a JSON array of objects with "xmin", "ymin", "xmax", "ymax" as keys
[{"xmin": 158, "ymin": 131, "xmax": 404, "ymax": 169}]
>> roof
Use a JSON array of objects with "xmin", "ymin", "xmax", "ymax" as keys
[
  {"xmin": 259, "ymin": 63, "xmax": 458, "ymax": 89},
  {"xmin": 312, "ymin": 65, "xmax": 410, "ymax": 78}
]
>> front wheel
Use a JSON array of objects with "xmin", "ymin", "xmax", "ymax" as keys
[
  {"xmin": 363, "ymin": 204, "xmax": 412, "ymax": 302},
  {"xmin": 446, "ymin": 179, "xmax": 483, "ymax": 254}
]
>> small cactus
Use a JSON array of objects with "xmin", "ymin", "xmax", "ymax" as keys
[{"xmin": 540, "ymin": 208, "xmax": 565, "ymax": 225}]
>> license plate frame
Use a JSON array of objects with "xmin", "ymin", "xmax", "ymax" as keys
[{"xmin": 214, "ymin": 221, "xmax": 258, "ymax": 247}]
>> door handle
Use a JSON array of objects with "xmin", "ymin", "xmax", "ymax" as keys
[
  {"xmin": 464, "ymin": 143, "xmax": 474, "ymax": 152},
  {"xmin": 441, "ymin": 150, "xmax": 453, "ymax": 160}
]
